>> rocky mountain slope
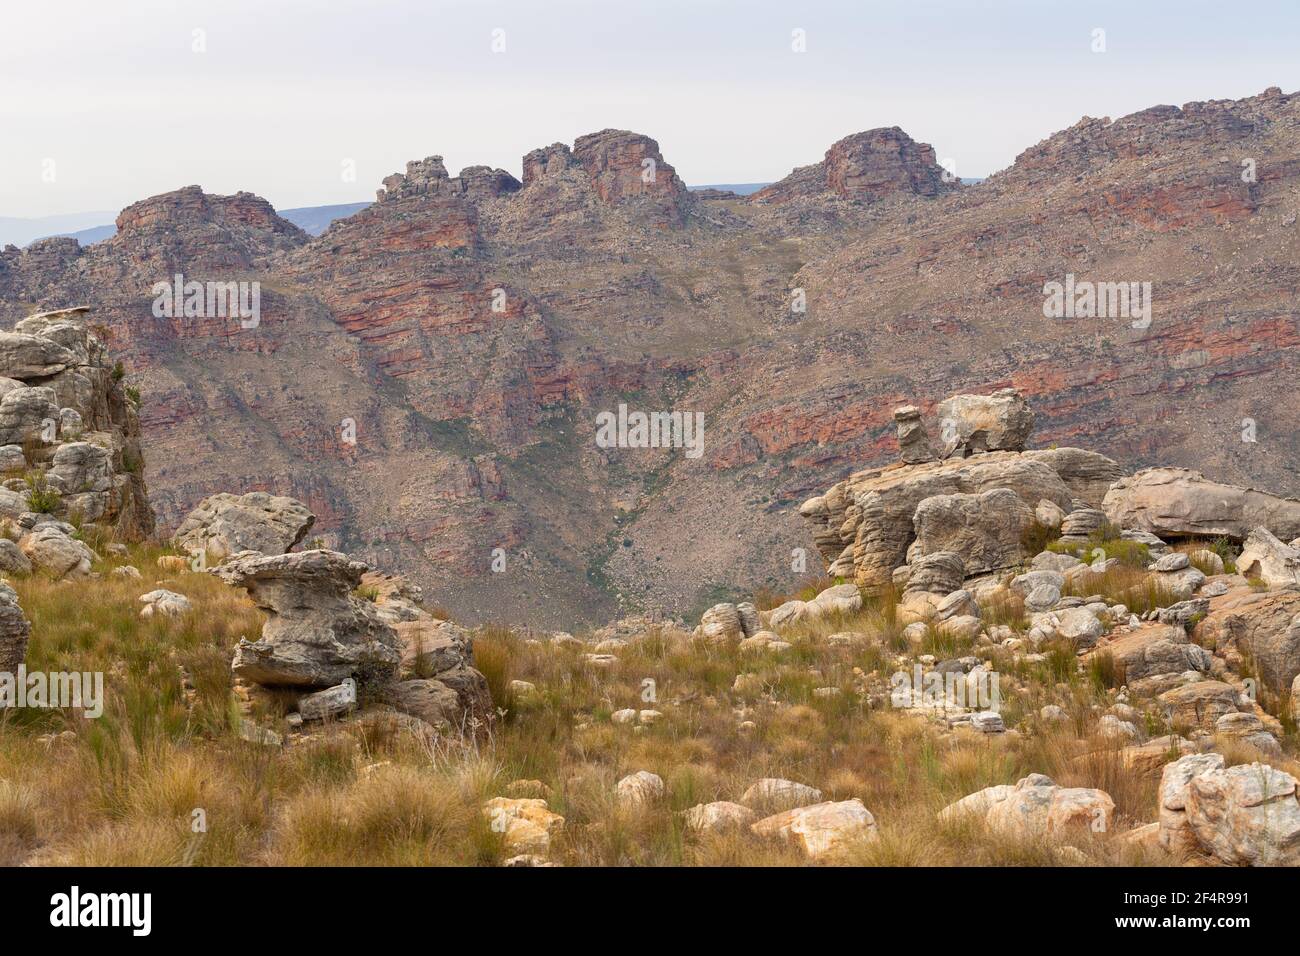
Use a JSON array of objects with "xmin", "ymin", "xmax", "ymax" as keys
[{"xmin": 2, "ymin": 89, "xmax": 1297, "ymax": 626}]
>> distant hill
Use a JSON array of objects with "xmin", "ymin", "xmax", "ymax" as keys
[
  {"xmin": 0, "ymin": 212, "xmax": 117, "ymax": 248},
  {"xmin": 277, "ymin": 202, "xmax": 372, "ymax": 235},
  {"xmin": 689, "ymin": 183, "xmax": 769, "ymax": 195},
  {"xmin": 16, "ymin": 201, "xmax": 373, "ymax": 248},
  {"xmin": 44, "ymin": 224, "xmax": 117, "ymax": 246}
]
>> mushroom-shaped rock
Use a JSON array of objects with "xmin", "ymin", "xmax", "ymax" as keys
[{"xmin": 214, "ymin": 549, "xmax": 401, "ymax": 688}]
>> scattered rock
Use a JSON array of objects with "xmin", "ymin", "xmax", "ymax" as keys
[
  {"xmin": 616, "ymin": 770, "xmax": 665, "ymax": 807},
  {"xmin": 297, "ymin": 678, "xmax": 357, "ymax": 721},
  {"xmin": 683, "ymin": 801, "xmax": 757, "ymax": 834},
  {"xmin": 138, "ymin": 588, "xmax": 191, "ymax": 618},
  {"xmin": 741, "ymin": 777, "xmax": 824, "ymax": 813},
  {"xmin": 750, "ymin": 799, "xmax": 879, "ymax": 862},
  {"xmin": 482, "ymin": 797, "xmax": 565, "ymax": 856}
]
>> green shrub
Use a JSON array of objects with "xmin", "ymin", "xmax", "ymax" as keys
[{"xmin": 24, "ymin": 473, "xmax": 61, "ymax": 514}]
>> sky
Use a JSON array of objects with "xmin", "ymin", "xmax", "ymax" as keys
[{"xmin": 2, "ymin": 0, "xmax": 1298, "ymax": 218}]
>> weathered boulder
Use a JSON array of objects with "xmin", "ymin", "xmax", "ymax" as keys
[
  {"xmin": 0, "ymin": 539, "xmax": 31, "ymax": 576},
  {"xmin": 765, "ymin": 583, "xmax": 862, "ymax": 628},
  {"xmin": 482, "ymin": 797, "xmax": 565, "ymax": 856},
  {"xmin": 1237, "ymin": 527, "xmax": 1300, "ymax": 589},
  {"xmin": 912, "ymin": 488, "xmax": 1033, "ymax": 576},
  {"xmin": 0, "ymin": 583, "xmax": 31, "ymax": 676},
  {"xmin": 800, "ymin": 448, "xmax": 1110, "ymax": 594},
  {"xmin": 1192, "ymin": 586, "xmax": 1300, "ymax": 692},
  {"xmin": 0, "ymin": 332, "xmax": 75, "ymax": 380},
  {"xmin": 683, "ymin": 801, "xmax": 757, "ymax": 834},
  {"xmin": 138, "ymin": 588, "xmax": 192, "ymax": 618},
  {"xmin": 1056, "ymin": 606, "xmax": 1105, "ymax": 648},
  {"xmin": 1158, "ymin": 681, "xmax": 1240, "ymax": 732},
  {"xmin": 935, "ymin": 388, "xmax": 1034, "ymax": 456},
  {"xmin": 902, "ymin": 550, "xmax": 965, "ymax": 597},
  {"xmin": 699, "ymin": 603, "xmax": 745, "ymax": 642},
  {"xmin": 0, "ymin": 386, "xmax": 58, "ymax": 448},
  {"xmin": 615, "ymin": 770, "xmax": 665, "ymax": 807},
  {"xmin": 174, "ymin": 491, "xmax": 315, "ymax": 560},
  {"xmin": 297, "ymin": 678, "xmax": 357, "ymax": 720},
  {"xmin": 1058, "ymin": 507, "xmax": 1107, "ymax": 541},
  {"xmin": 1159, "ymin": 754, "xmax": 1300, "ymax": 865},
  {"xmin": 20, "ymin": 526, "xmax": 95, "ymax": 578},
  {"xmin": 942, "ymin": 774, "xmax": 1114, "ymax": 838},
  {"xmin": 750, "ymin": 799, "xmax": 879, "ymax": 861},
  {"xmin": 1101, "ymin": 624, "xmax": 1212, "ymax": 684},
  {"xmin": 214, "ymin": 549, "xmax": 402, "ymax": 687},
  {"xmin": 1121, "ymin": 735, "xmax": 1196, "ymax": 776},
  {"xmin": 384, "ymin": 667, "xmax": 492, "ymax": 730},
  {"xmin": 893, "ymin": 405, "xmax": 936, "ymax": 464},
  {"xmin": 1104, "ymin": 467, "xmax": 1300, "ymax": 541},
  {"xmin": 1035, "ymin": 498, "xmax": 1066, "ymax": 529}
]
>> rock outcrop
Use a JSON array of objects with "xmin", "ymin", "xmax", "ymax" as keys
[
  {"xmin": 216, "ymin": 549, "xmax": 403, "ymax": 688},
  {"xmin": 800, "ymin": 389, "xmax": 1119, "ymax": 593},
  {"xmin": 1104, "ymin": 468, "xmax": 1300, "ymax": 542},
  {"xmin": 1158, "ymin": 754, "xmax": 1300, "ymax": 865},
  {"xmin": 752, "ymin": 127, "xmax": 956, "ymax": 205},
  {"xmin": 211, "ymin": 505, "xmax": 493, "ymax": 732},
  {"xmin": 0, "ymin": 307, "xmax": 152, "ymax": 541},
  {"xmin": 1191, "ymin": 586, "xmax": 1300, "ymax": 692},
  {"xmin": 173, "ymin": 491, "xmax": 315, "ymax": 560}
]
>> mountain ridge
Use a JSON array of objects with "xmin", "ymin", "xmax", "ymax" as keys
[{"xmin": 1, "ymin": 89, "xmax": 1296, "ymax": 626}]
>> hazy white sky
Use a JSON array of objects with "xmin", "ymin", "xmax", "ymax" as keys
[{"xmin": 2, "ymin": 0, "xmax": 1296, "ymax": 217}]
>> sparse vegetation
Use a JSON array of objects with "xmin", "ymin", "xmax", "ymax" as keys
[
  {"xmin": 4, "ymin": 542, "xmax": 1289, "ymax": 867},
  {"xmin": 23, "ymin": 473, "xmax": 61, "ymax": 515}
]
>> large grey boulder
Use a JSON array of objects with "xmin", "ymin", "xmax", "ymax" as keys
[
  {"xmin": 1160, "ymin": 754, "xmax": 1300, "ymax": 865},
  {"xmin": 19, "ymin": 526, "xmax": 95, "ymax": 578},
  {"xmin": 1104, "ymin": 467, "xmax": 1300, "ymax": 541},
  {"xmin": 0, "ymin": 332, "xmax": 76, "ymax": 380},
  {"xmin": 935, "ymin": 388, "xmax": 1034, "ymax": 456},
  {"xmin": 1237, "ymin": 527, "xmax": 1300, "ymax": 590},
  {"xmin": 174, "ymin": 491, "xmax": 315, "ymax": 560},
  {"xmin": 0, "ymin": 386, "xmax": 59, "ymax": 448},
  {"xmin": 215, "ymin": 549, "xmax": 402, "ymax": 688},
  {"xmin": 913, "ymin": 487, "xmax": 1033, "ymax": 577}
]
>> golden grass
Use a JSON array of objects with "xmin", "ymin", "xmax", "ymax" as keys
[{"xmin": 0, "ymin": 543, "xmax": 1289, "ymax": 867}]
